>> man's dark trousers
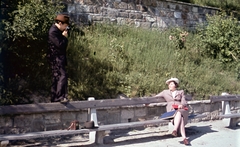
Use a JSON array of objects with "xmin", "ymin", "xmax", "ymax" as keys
[{"xmin": 50, "ymin": 55, "xmax": 68, "ymax": 102}]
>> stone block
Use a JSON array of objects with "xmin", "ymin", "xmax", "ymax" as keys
[
  {"xmin": 182, "ymin": 5, "xmax": 190, "ymax": 13},
  {"xmin": 175, "ymin": 4, "xmax": 182, "ymax": 11},
  {"xmin": 91, "ymin": 15, "xmax": 103, "ymax": 21},
  {"xmin": 76, "ymin": 110, "xmax": 88, "ymax": 123},
  {"xmin": 121, "ymin": 108, "xmax": 134, "ymax": 119},
  {"xmin": 67, "ymin": 4, "xmax": 76, "ymax": 13},
  {"xmin": 129, "ymin": 13, "xmax": 142, "ymax": 19},
  {"xmin": 6, "ymin": 127, "xmax": 31, "ymax": 134},
  {"xmin": 88, "ymin": 5, "xmax": 101, "ymax": 13},
  {"xmin": 128, "ymin": 2, "xmax": 136, "ymax": 10},
  {"xmin": 134, "ymin": 107, "xmax": 147, "ymax": 117},
  {"xmin": 78, "ymin": 13, "xmax": 91, "ymax": 24},
  {"xmin": 116, "ymin": 18, "xmax": 126, "ymax": 25},
  {"xmin": 31, "ymin": 120, "xmax": 45, "ymax": 132},
  {"xmin": 76, "ymin": 4, "xmax": 88, "ymax": 13},
  {"xmin": 119, "ymin": 12, "xmax": 129, "ymax": 18},
  {"xmin": 192, "ymin": 103, "xmax": 203, "ymax": 114},
  {"xmin": 107, "ymin": 9, "xmax": 119, "ymax": 18},
  {"xmin": 198, "ymin": 7, "xmax": 203, "ymax": 14},
  {"xmin": 97, "ymin": 109, "xmax": 109, "ymax": 125},
  {"xmin": 44, "ymin": 113, "xmax": 61, "ymax": 125},
  {"xmin": 45, "ymin": 124, "xmax": 63, "ymax": 131},
  {"xmin": 192, "ymin": 6, "xmax": 198, "ymax": 13},
  {"xmin": 147, "ymin": 107, "xmax": 158, "ymax": 116},
  {"xmin": 140, "ymin": 21, "xmax": 152, "ymax": 29},
  {"xmin": 156, "ymin": 1, "xmax": 162, "ymax": 7},
  {"xmin": 142, "ymin": 0, "xmax": 157, "ymax": 7},
  {"xmin": 14, "ymin": 115, "xmax": 32, "ymax": 127},
  {"xmin": 106, "ymin": 109, "xmax": 121, "ymax": 124},
  {"xmin": 157, "ymin": 17, "xmax": 168, "ymax": 28},
  {"xmin": 210, "ymin": 110, "xmax": 219, "ymax": 120},
  {"xmin": 169, "ymin": 4, "xmax": 176, "ymax": 10},
  {"xmin": 62, "ymin": 112, "xmax": 77, "ymax": 120},
  {"xmin": 114, "ymin": 2, "xmax": 128, "ymax": 9},
  {"xmin": 148, "ymin": 6, "xmax": 156, "ymax": 15},
  {"xmin": 159, "ymin": 10, "xmax": 174, "ymax": 18},
  {"xmin": 82, "ymin": 0, "xmax": 96, "ymax": 5},
  {"xmin": 176, "ymin": 18, "xmax": 183, "ymax": 26},
  {"xmin": 174, "ymin": 11, "xmax": 181, "ymax": 19},
  {"xmin": 0, "ymin": 117, "xmax": 12, "ymax": 127},
  {"xmin": 157, "ymin": 106, "xmax": 166, "ymax": 115},
  {"xmin": 144, "ymin": 15, "xmax": 156, "ymax": 22}
]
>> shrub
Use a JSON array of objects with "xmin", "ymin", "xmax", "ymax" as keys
[
  {"xmin": 1, "ymin": 0, "xmax": 64, "ymax": 105},
  {"xmin": 197, "ymin": 12, "xmax": 240, "ymax": 64}
]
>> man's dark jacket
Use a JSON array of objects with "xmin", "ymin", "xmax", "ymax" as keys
[{"xmin": 47, "ymin": 24, "xmax": 68, "ymax": 64}]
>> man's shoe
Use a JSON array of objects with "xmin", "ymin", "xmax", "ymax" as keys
[{"xmin": 60, "ymin": 98, "xmax": 69, "ymax": 104}]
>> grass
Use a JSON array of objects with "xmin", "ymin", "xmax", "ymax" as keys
[{"xmin": 66, "ymin": 24, "xmax": 240, "ymax": 100}]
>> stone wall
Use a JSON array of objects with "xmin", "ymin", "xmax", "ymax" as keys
[
  {"xmin": 63, "ymin": 0, "xmax": 219, "ymax": 29},
  {"xmin": 0, "ymin": 100, "xmax": 239, "ymax": 134}
]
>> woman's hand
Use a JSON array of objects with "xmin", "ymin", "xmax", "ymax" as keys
[{"xmin": 178, "ymin": 104, "xmax": 183, "ymax": 109}]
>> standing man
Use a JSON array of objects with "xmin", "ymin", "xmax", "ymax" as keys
[{"xmin": 47, "ymin": 14, "xmax": 70, "ymax": 103}]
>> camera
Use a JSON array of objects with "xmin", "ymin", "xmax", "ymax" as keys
[{"xmin": 66, "ymin": 26, "xmax": 70, "ymax": 31}]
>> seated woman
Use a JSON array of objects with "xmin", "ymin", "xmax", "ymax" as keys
[{"xmin": 154, "ymin": 78, "xmax": 189, "ymax": 145}]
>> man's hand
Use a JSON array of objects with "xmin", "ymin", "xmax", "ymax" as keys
[{"xmin": 62, "ymin": 30, "xmax": 68, "ymax": 38}]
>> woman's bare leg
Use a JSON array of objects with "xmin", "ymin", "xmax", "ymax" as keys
[
  {"xmin": 173, "ymin": 111, "xmax": 182, "ymax": 131},
  {"xmin": 179, "ymin": 117, "xmax": 187, "ymax": 139}
]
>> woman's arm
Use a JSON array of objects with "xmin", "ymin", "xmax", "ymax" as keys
[
  {"xmin": 154, "ymin": 91, "xmax": 164, "ymax": 98},
  {"xmin": 180, "ymin": 90, "xmax": 187, "ymax": 106}
]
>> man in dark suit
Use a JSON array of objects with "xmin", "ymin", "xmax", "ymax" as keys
[{"xmin": 47, "ymin": 14, "xmax": 70, "ymax": 103}]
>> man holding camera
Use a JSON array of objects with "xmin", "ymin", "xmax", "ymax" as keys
[{"xmin": 47, "ymin": 14, "xmax": 70, "ymax": 103}]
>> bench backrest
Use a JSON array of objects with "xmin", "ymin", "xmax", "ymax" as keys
[
  {"xmin": 0, "ymin": 97, "xmax": 166, "ymax": 115},
  {"xmin": 0, "ymin": 95, "xmax": 193, "ymax": 115},
  {"xmin": 210, "ymin": 95, "xmax": 240, "ymax": 102}
]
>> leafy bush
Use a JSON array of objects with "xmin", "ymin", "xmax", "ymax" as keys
[
  {"xmin": 1, "ymin": 0, "xmax": 64, "ymax": 104},
  {"xmin": 197, "ymin": 12, "xmax": 240, "ymax": 64}
]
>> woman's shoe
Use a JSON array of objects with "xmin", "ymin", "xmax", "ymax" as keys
[
  {"xmin": 171, "ymin": 130, "xmax": 177, "ymax": 137},
  {"xmin": 183, "ymin": 138, "xmax": 189, "ymax": 145}
]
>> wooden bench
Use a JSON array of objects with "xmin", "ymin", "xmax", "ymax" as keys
[
  {"xmin": 0, "ymin": 96, "xmax": 205, "ymax": 146},
  {"xmin": 210, "ymin": 94, "xmax": 240, "ymax": 128}
]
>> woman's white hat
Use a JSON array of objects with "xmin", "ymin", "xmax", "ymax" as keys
[{"xmin": 166, "ymin": 78, "xmax": 179, "ymax": 85}]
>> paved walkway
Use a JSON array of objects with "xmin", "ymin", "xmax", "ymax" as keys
[{"xmin": 10, "ymin": 120, "xmax": 240, "ymax": 147}]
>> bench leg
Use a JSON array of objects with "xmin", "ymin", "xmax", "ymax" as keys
[
  {"xmin": 95, "ymin": 131, "xmax": 106, "ymax": 144},
  {"xmin": 0, "ymin": 140, "xmax": 9, "ymax": 147},
  {"xmin": 89, "ymin": 131, "xmax": 106, "ymax": 144},
  {"xmin": 168, "ymin": 122, "xmax": 174, "ymax": 133},
  {"xmin": 229, "ymin": 118, "xmax": 240, "ymax": 128}
]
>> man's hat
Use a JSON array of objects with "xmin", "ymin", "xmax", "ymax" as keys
[{"xmin": 54, "ymin": 14, "xmax": 70, "ymax": 24}]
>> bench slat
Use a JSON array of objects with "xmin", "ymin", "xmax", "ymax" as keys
[
  {"xmin": 0, "ymin": 129, "xmax": 90, "ymax": 141},
  {"xmin": 210, "ymin": 95, "xmax": 240, "ymax": 102},
  {"xmin": 0, "ymin": 97, "xmax": 166, "ymax": 115},
  {"xmin": 95, "ymin": 119, "xmax": 169, "ymax": 131},
  {"xmin": 219, "ymin": 113, "xmax": 240, "ymax": 119}
]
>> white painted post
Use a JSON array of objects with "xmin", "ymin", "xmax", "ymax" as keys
[
  {"xmin": 221, "ymin": 93, "xmax": 231, "ymax": 126},
  {"xmin": 88, "ymin": 97, "xmax": 99, "ymax": 143},
  {"xmin": 88, "ymin": 97, "xmax": 99, "ymax": 127}
]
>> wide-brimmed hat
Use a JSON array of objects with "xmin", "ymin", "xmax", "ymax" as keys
[
  {"xmin": 166, "ymin": 78, "xmax": 179, "ymax": 85},
  {"xmin": 54, "ymin": 14, "xmax": 70, "ymax": 24}
]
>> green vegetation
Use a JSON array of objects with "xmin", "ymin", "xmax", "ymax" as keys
[
  {"xmin": 178, "ymin": 0, "xmax": 240, "ymax": 18},
  {"xmin": 1, "ymin": 0, "xmax": 240, "ymax": 105},
  {"xmin": 66, "ymin": 21, "xmax": 240, "ymax": 101}
]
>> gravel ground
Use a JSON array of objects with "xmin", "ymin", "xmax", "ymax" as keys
[{"xmin": 9, "ymin": 120, "xmax": 240, "ymax": 147}]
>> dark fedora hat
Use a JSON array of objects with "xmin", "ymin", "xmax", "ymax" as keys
[{"xmin": 54, "ymin": 14, "xmax": 70, "ymax": 24}]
